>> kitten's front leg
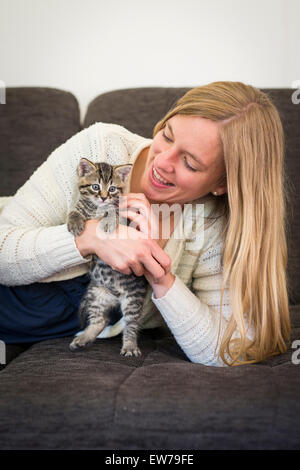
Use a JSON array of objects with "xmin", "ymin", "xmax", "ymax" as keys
[
  {"xmin": 67, "ymin": 210, "xmax": 86, "ymax": 236},
  {"xmin": 69, "ymin": 321, "xmax": 107, "ymax": 350}
]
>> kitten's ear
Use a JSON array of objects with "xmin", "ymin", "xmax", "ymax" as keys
[
  {"xmin": 78, "ymin": 158, "xmax": 97, "ymax": 177},
  {"xmin": 114, "ymin": 164, "xmax": 132, "ymax": 183}
]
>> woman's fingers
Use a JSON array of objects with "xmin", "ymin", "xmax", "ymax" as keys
[
  {"xmin": 139, "ymin": 252, "xmax": 166, "ymax": 281},
  {"xmin": 136, "ymin": 240, "xmax": 171, "ymax": 279},
  {"xmin": 127, "ymin": 258, "xmax": 145, "ymax": 277},
  {"xmin": 120, "ymin": 201, "xmax": 150, "ymax": 221},
  {"xmin": 149, "ymin": 241, "xmax": 172, "ymax": 274},
  {"xmin": 112, "ymin": 264, "xmax": 132, "ymax": 275},
  {"xmin": 108, "ymin": 239, "xmax": 171, "ymax": 280},
  {"xmin": 120, "ymin": 209, "xmax": 156, "ymax": 237},
  {"xmin": 119, "ymin": 195, "xmax": 159, "ymax": 238},
  {"xmin": 119, "ymin": 193, "xmax": 151, "ymax": 216}
]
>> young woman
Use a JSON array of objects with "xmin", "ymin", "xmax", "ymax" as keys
[{"xmin": 0, "ymin": 81, "xmax": 291, "ymax": 367}]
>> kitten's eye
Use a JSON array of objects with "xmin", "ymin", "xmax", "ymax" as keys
[
  {"xmin": 108, "ymin": 185, "xmax": 117, "ymax": 193},
  {"xmin": 92, "ymin": 184, "xmax": 100, "ymax": 191}
]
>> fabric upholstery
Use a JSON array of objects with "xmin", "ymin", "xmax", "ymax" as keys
[
  {"xmin": 0, "ymin": 306, "xmax": 299, "ymax": 450},
  {"xmin": 0, "ymin": 87, "xmax": 81, "ymax": 197}
]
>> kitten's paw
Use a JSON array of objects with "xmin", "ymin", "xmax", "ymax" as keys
[
  {"xmin": 67, "ymin": 222, "xmax": 85, "ymax": 237},
  {"xmin": 67, "ymin": 213, "xmax": 85, "ymax": 236},
  {"xmin": 69, "ymin": 336, "xmax": 91, "ymax": 351},
  {"xmin": 120, "ymin": 346, "xmax": 142, "ymax": 357}
]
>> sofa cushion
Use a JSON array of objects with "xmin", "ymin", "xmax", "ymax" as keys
[
  {"xmin": 0, "ymin": 305, "xmax": 299, "ymax": 450},
  {"xmin": 83, "ymin": 87, "xmax": 190, "ymax": 139},
  {"xmin": 0, "ymin": 87, "xmax": 81, "ymax": 197}
]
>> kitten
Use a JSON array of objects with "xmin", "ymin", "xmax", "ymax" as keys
[{"xmin": 67, "ymin": 158, "xmax": 147, "ymax": 357}]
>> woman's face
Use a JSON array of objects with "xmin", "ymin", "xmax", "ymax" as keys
[{"xmin": 139, "ymin": 114, "xmax": 227, "ymax": 206}]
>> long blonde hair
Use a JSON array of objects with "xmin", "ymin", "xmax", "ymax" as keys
[{"xmin": 153, "ymin": 81, "xmax": 291, "ymax": 366}]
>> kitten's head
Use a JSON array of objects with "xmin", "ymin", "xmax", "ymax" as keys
[{"xmin": 77, "ymin": 158, "xmax": 132, "ymax": 206}]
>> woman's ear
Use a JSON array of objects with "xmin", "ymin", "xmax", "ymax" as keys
[
  {"xmin": 215, "ymin": 173, "xmax": 227, "ymax": 195},
  {"xmin": 217, "ymin": 185, "xmax": 227, "ymax": 196}
]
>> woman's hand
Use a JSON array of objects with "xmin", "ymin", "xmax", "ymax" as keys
[
  {"xmin": 96, "ymin": 223, "xmax": 171, "ymax": 281},
  {"xmin": 144, "ymin": 270, "xmax": 176, "ymax": 298},
  {"xmin": 74, "ymin": 213, "xmax": 171, "ymax": 282},
  {"xmin": 119, "ymin": 192, "xmax": 159, "ymax": 239},
  {"xmin": 118, "ymin": 193, "xmax": 176, "ymax": 295}
]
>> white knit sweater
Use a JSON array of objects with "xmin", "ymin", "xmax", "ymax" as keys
[{"xmin": 0, "ymin": 122, "xmax": 252, "ymax": 366}]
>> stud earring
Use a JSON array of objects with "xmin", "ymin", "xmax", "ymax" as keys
[{"xmin": 213, "ymin": 191, "xmax": 218, "ymax": 196}]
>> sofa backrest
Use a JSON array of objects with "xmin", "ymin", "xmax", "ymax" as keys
[
  {"xmin": 0, "ymin": 86, "xmax": 299, "ymax": 304},
  {"xmin": 0, "ymin": 87, "xmax": 81, "ymax": 197}
]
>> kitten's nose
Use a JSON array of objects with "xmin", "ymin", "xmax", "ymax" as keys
[{"xmin": 101, "ymin": 196, "xmax": 107, "ymax": 201}]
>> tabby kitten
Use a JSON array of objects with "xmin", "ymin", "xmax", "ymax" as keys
[{"xmin": 67, "ymin": 158, "xmax": 147, "ymax": 357}]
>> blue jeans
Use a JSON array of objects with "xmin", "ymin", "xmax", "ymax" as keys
[{"xmin": 0, "ymin": 274, "xmax": 90, "ymax": 344}]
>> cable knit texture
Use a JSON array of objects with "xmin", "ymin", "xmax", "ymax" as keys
[{"xmin": 0, "ymin": 122, "xmax": 251, "ymax": 367}]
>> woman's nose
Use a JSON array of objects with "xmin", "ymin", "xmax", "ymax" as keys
[{"xmin": 156, "ymin": 148, "xmax": 177, "ymax": 173}]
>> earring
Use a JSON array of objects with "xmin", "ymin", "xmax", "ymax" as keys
[{"xmin": 213, "ymin": 191, "xmax": 218, "ymax": 196}]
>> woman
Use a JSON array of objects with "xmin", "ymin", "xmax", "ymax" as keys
[{"xmin": 0, "ymin": 81, "xmax": 291, "ymax": 366}]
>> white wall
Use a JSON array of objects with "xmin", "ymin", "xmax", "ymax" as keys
[{"xmin": 1, "ymin": 0, "xmax": 299, "ymax": 122}]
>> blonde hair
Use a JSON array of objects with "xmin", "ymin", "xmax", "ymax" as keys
[{"xmin": 153, "ymin": 81, "xmax": 291, "ymax": 366}]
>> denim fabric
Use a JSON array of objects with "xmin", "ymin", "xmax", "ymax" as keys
[{"xmin": 0, "ymin": 275, "xmax": 90, "ymax": 343}]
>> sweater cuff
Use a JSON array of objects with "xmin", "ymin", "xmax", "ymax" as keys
[
  {"xmin": 151, "ymin": 275, "xmax": 201, "ymax": 325},
  {"xmin": 36, "ymin": 224, "xmax": 91, "ymax": 272}
]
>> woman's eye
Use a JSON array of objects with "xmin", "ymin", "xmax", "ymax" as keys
[
  {"xmin": 108, "ymin": 185, "xmax": 117, "ymax": 193},
  {"xmin": 162, "ymin": 130, "xmax": 197, "ymax": 172},
  {"xmin": 162, "ymin": 131, "xmax": 172, "ymax": 142},
  {"xmin": 183, "ymin": 157, "xmax": 197, "ymax": 172},
  {"xmin": 92, "ymin": 184, "xmax": 100, "ymax": 191}
]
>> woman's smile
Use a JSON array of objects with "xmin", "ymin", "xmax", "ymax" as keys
[{"xmin": 150, "ymin": 164, "xmax": 175, "ymax": 188}]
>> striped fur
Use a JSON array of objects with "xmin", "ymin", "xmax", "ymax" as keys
[{"xmin": 67, "ymin": 158, "xmax": 147, "ymax": 356}]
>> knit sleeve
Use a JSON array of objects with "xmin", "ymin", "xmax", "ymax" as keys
[
  {"xmin": 151, "ymin": 219, "xmax": 253, "ymax": 367},
  {"xmin": 151, "ymin": 276, "xmax": 231, "ymax": 367},
  {"xmin": 0, "ymin": 126, "xmax": 98, "ymax": 286}
]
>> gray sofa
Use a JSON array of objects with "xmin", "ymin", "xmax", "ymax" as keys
[{"xmin": 0, "ymin": 86, "xmax": 299, "ymax": 450}]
